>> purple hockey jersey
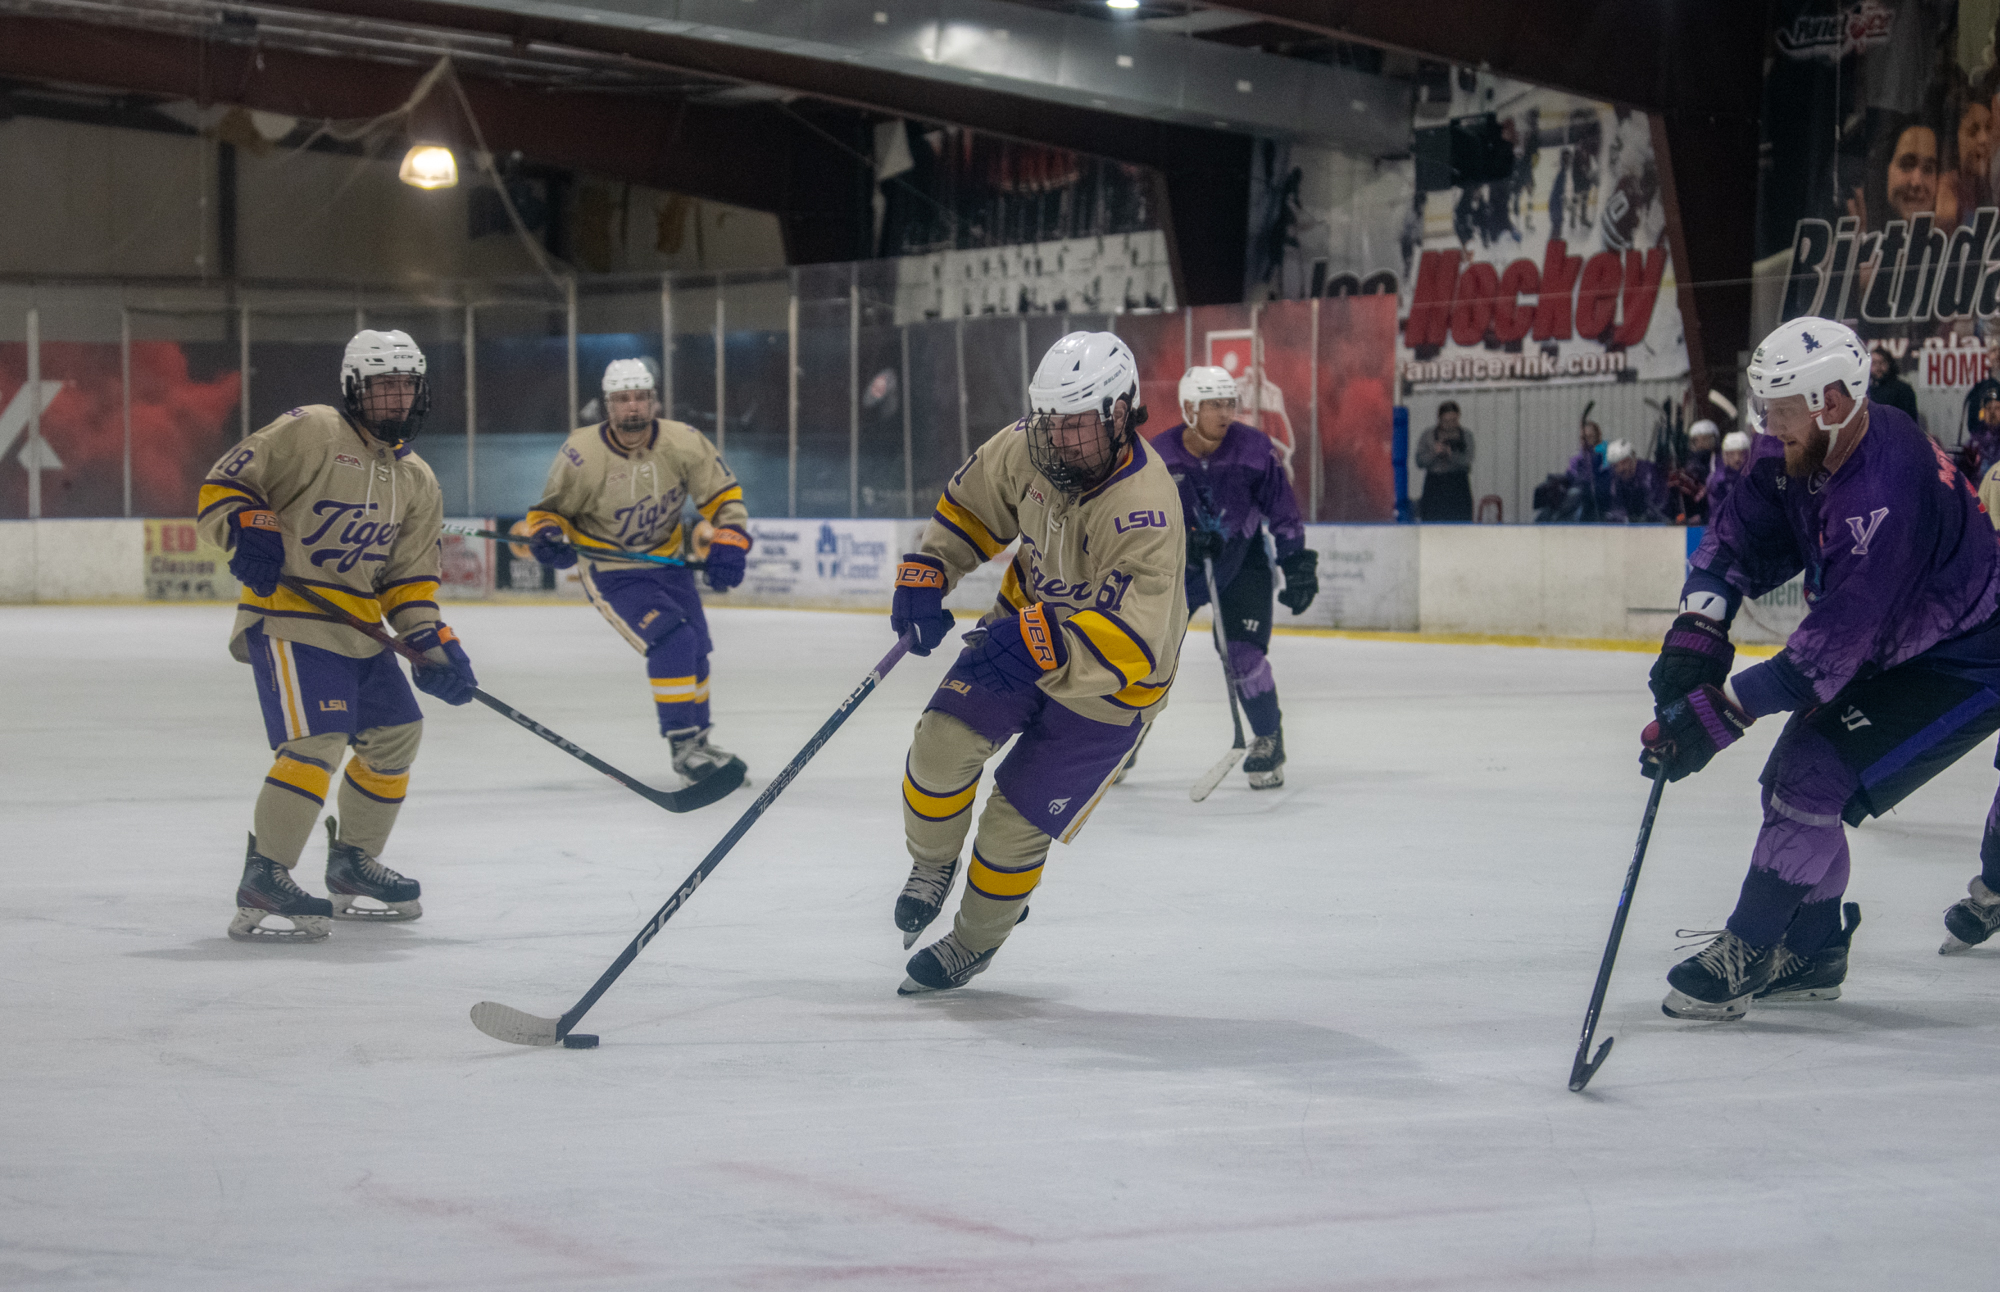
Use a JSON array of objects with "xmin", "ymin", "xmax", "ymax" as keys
[
  {"xmin": 1153, "ymin": 421, "xmax": 1306, "ymax": 605},
  {"xmin": 1687, "ymin": 404, "xmax": 2000, "ymax": 715}
]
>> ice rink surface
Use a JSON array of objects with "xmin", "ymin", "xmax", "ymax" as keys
[{"xmin": 4, "ymin": 602, "xmax": 1998, "ymax": 1290}]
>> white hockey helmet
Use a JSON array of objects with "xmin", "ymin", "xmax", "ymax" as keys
[
  {"xmin": 1178, "ymin": 365, "xmax": 1237, "ymax": 413},
  {"xmin": 1026, "ymin": 331, "xmax": 1145, "ymax": 497},
  {"xmin": 602, "ymin": 358, "xmax": 657, "ymax": 394},
  {"xmin": 1747, "ymin": 317, "xmax": 1868, "ymax": 426},
  {"xmin": 1722, "ymin": 430, "xmax": 1752, "ymax": 453},
  {"xmin": 1604, "ymin": 438, "xmax": 1637, "ymax": 465},
  {"xmin": 340, "ymin": 329, "xmax": 429, "ymax": 442},
  {"xmin": 1688, "ymin": 418, "xmax": 1719, "ymax": 445}
]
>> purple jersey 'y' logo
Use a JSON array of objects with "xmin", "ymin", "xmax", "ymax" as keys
[{"xmin": 1845, "ymin": 506, "xmax": 1889, "ymax": 555}]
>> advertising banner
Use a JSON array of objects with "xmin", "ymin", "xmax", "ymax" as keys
[{"xmin": 144, "ymin": 518, "xmax": 230, "ymax": 601}]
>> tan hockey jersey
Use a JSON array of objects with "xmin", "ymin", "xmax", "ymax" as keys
[
  {"xmin": 196, "ymin": 405, "xmax": 445, "ymax": 661},
  {"xmin": 524, "ymin": 419, "xmax": 747, "ymax": 570},
  {"xmin": 921, "ymin": 422, "xmax": 1188, "ymax": 726}
]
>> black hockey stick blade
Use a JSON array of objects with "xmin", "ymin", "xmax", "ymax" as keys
[
  {"xmin": 1566, "ymin": 764, "xmax": 1667, "ymax": 1094},
  {"xmin": 631, "ymin": 756, "xmax": 746, "ymax": 813},
  {"xmin": 470, "ymin": 1001, "xmax": 563, "ymax": 1047}
]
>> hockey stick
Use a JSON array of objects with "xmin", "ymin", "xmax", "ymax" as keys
[
  {"xmin": 1568, "ymin": 762, "xmax": 1668, "ymax": 1093},
  {"xmin": 275, "ymin": 575, "xmax": 742, "ymax": 814},
  {"xmin": 470, "ymin": 632, "xmax": 916, "ymax": 1048},
  {"xmin": 440, "ymin": 523, "xmax": 702, "ymax": 570},
  {"xmin": 1190, "ymin": 555, "xmax": 1249, "ymax": 802}
]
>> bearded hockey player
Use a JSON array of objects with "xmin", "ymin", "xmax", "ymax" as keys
[
  {"xmin": 1642, "ymin": 316, "xmax": 2000, "ymax": 1020},
  {"xmin": 525, "ymin": 359, "xmax": 752, "ymax": 788},
  {"xmin": 198, "ymin": 329, "xmax": 478, "ymax": 943},
  {"xmin": 888, "ymin": 331, "xmax": 1188, "ymax": 994},
  {"xmin": 1153, "ymin": 365, "xmax": 1316, "ymax": 788}
]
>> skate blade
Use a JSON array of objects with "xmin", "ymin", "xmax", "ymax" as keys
[
  {"xmin": 329, "ymin": 897, "xmax": 422, "ymax": 921},
  {"xmin": 469, "ymin": 1002, "xmax": 562, "ymax": 1046},
  {"xmin": 227, "ymin": 908, "xmax": 331, "ymax": 943},
  {"xmin": 1661, "ymin": 986, "xmax": 1750, "ymax": 1021},
  {"xmin": 1757, "ymin": 984, "xmax": 1842, "ymax": 1002},
  {"xmin": 896, "ymin": 975, "xmax": 941, "ymax": 996},
  {"xmin": 1247, "ymin": 769, "xmax": 1285, "ymax": 790},
  {"xmin": 1940, "ymin": 933, "xmax": 1978, "ymax": 955},
  {"xmin": 902, "ymin": 928, "xmax": 921, "ymax": 950}
]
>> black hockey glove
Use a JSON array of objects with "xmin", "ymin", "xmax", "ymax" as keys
[
  {"xmin": 1276, "ymin": 548, "xmax": 1319, "ymax": 615},
  {"xmin": 1640, "ymin": 684, "xmax": 1748, "ymax": 782},
  {"xmin": 1648, "ymin": 613, "xmax": 1734, "ymax": 709}
]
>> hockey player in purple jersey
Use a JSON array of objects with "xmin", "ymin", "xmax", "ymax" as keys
[
  {"xmin": 1151, "ymin": 366, "xmax": 1317, "ymax": 787},
  {"xmin": 1641, "ymin": 316, "xmax": 2000, "ymax": 1020}
]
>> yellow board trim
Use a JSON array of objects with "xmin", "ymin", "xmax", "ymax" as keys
[
  {"xmin": 933, "ymin": 496, "xmax": 1007, "ymax": 559},
  {"xmin": 1067, "ymin": 610, "xmax": 1150, "ymax": 687},
  {"xmin": 1261, "ymin": 623, "xmax": 1782, "ymax": 658},
  {"xmin": 968, "ymin": 855, "xmax": 1042, "ymax": 898},
  {"xmin": 267, "ymin": 752, "xmax": 331, "ymax": 801},
  {"xmin": 903, "ymin": 775, "xmax": 978, "ymax": 821}
]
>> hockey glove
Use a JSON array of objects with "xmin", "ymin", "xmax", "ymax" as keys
[
  {"xmin": 891, "ymin": 554, "xmax": 955, "ymax": 656},
  {"xmin": 1648, "ymin": 612, "xmax": 1734, "ymax": 708},
  {"xmin": 1641, "ymin": 684, "xmax": 1748, "ymax": 782},
  {"xmin": 965, "ymin": 603, "xmax": 1066, "ymax": 694},
  {"xmin": 703, "ymin": 525, "xmax": 752, "ymax": 591},
  {"xmin": 1277, "ymin": 548, "xmax": 1319, "ymax": 615},
  {"xmin": 527, "ymin": 525, "xmax": 577, "ymax": 570},
  {"xmin": 405, "ymin": 624, "xmax": 478, "ymax": 706},
  {"xmin": 228, "ymin": 509, "xmax": 285, "ymax": 597}
]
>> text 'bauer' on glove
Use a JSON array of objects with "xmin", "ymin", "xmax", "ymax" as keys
[
  {"xmin": 1276, "ymin": 548, "xmax": 1319, "ymax": 615},
  {"xmin": 703, "ymin": 524, "xmax": 752, "ymax": 590},
  {"xmin": 965, "ymin": 603, "xmax": 1066, "ymax": 694},
  {"xmin": 1641, "ymin": 683, "xmax": 1749, "ymax": 782},
  {"xmin": 891, "ymin": 554, "xmax": 956, "ymax": 655},
  {"xmin": 404, "ymin": 624, "xmax": 478, "ymax": 706},
  {"xmin": 228, "ymin": 509, "xmax": 285, "ymax": 597}
]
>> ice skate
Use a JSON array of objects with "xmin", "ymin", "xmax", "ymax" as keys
[
  {"xmin": 895, "ymin": 856, "xmax": 960, "ymax": 949},
  {"xmin": 1661, "ymin": 928, "xmax": 1778, "ymax": 1021},
  {"xmin": 323, "ymin": 818, "xmax": 422, "ymax": 921},
  {"xmin": 228, "ymin": 834, "xmax": 333, "ymax": 943},
  {"xmin": 1243, "ymin": 728, "xmax": 1285, "ymax": 790},
  {"xmin": 1941, "ymin": 877, "xmax": 2000, "ymax": 953},
  {"xmin": 899, "ymin": 930, "xmax": 998, "ymax": 995},
  {"xmin": 1757, "ymin": 903, "xmax": 1861, "ymax": 1002},
  {"xmin": 668, "ymin": 725, "xmax": 748, "ymax": 790}
]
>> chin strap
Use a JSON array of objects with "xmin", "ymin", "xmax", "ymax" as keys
[{"xmin": 1819, "ymin": 394, "xmax": 1866, "ymax": 454}]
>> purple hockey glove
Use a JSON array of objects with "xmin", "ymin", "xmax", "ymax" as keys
[
  {"xmin": 228, "ymin": 509, "xmax": 285, "ymax": 597},
  {"xmin": 891, "ymin": 554, "xmax": 955, "ymax": 656},
  {"xmin": 703, "ymin": 524, "xmax": 752, "ymax": 591},
  {"xmin": 1648, "ymin": 612, "xmax": 1734, "ymax": 708},
  {"xmin": 1641, "ymin": 684, "xmax": 1748, "ymax": 782},
  {"xmin": 405, "ymin": 624, "xmax": 478, "ymax": 706},
  {"xmin": 527, "ymin": 525, "xmax": 577, "ymax": 570},
  {"xmin": 965, "ymin": 604, "xmax": 1066, "ymax": 694}
]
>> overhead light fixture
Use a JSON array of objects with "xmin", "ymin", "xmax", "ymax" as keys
[
  {"xmin": 1106, "ymin": 0, "xmax": 1140, "ymax": 9},
  {"xmin": 398, "ymin": 144, "xmax": 459, "ymax": 190}
]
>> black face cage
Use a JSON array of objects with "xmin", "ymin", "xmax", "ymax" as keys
[
  {"xmin": 344, "ymin": 373, "xmax": 432, "ymax": 444},
  {"xmin": 1026, "ymin": 383, "xmax": 1141, "ymax": 498}
]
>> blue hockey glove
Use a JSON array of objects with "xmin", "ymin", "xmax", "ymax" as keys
[
  {"xmin": 703, "ymin": 525, "xmax": 752, "ymax": 591},
  {"xmin": 405, "ymin": 624, "xmax": 478, "ymax": 706},
  {"xmin": 228, "ymin": 509, "xmax": 285, "ymax": 597},
  {"xmin": 1276, "ymin": 548, "xmax": 1318, "ymax": 615},
  {"xmin": 892, "ymin": 554, "xmax": 955, "ymax": 656},
  {"xmin": 1648, "ymin": 612, "xmax": 1734, "ymax": 708},
  {"xmin": 965, "ymin": 604, "xmax": 1066, "ymax": 694},
  {"xmin": 527, "ymin": 525, "xmax": 577, "ymax": 570},
  {"xmin": 1641, "ymin": 684, "xmax": 1748, "ymax": 782}
]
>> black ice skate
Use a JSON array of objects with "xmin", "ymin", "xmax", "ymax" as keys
[
  {"xmin": 895, "ymin": 857, "xmax": 960, "ymax": 949},
  {"xmin": 668, "ymin": 725, "xmax": 748, "ymax": 790},
  {"xmin": 1243, "ymin": 728, "xmax": 1285, "ymax": 790},
  {"xmin": 1941, "ymin": 877, "xmax": 2000, "ymax": 954},
  {"xmin": 228, "ymin": 834, "xmax": 334, "ymax": 943},
  {"xmin": 1757, "ymin": 903, "xmax": 1861, "ymax": 1002},
  {"xmin": 899, "ymin": 930, "xmax": 998, "ymax": 995},
  {"xmin": 1661, "ymin": 928, "xmax": 1778, "ymax": 1021},
  {"xmin": 323, "ymin": 818, "xmax": 422, "ymax": 921}
]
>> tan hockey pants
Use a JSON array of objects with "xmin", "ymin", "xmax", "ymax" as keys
[{"xmin": 253, "ymin": 721, "xmax": 422, "ymax": 867}]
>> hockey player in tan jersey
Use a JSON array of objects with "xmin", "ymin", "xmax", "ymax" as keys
[
  {"xmin": 197, "ymin": 329, "xmax": 479, "ymax": 943},
  {"xmin": 524, "ymin": 359, "xmax": 753, "ymax": 789},
  {"xmin": 889, "ymin": 331, "xmax": 1188, "ymax": 993}
]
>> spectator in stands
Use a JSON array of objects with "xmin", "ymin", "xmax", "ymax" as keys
[
  {"xmin": 1981, "ymin": 457, "xmax": 2000, "ymax": 528},
  {"xmin": 1708, "ymin": 430, "xmax": 1752, "ymax": 518},
  {"xmin": 1959, "ymin": 333, "xmax": 2000, "ymax": 463},
  {"xmin": 1967, "ymin": 386, "xmax": 2000, "ymax": 482},
  {"xmin": 1604, "ymin": 439, "xmax": 1669, "ymax": 523},
  {"xmin": 1415, "ymin": 401, "xmax": 1475, "ymax": 522},
  {"xmin": 1870, "ymin": 347, "xmax": 1919, "ymax": 421}
]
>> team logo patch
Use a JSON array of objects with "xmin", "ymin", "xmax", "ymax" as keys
[
  {"xmin": 638, "ymin": 609, "xmax": 661, "ymax": 630},
  {"xmin": 1845, "ymin": 507, "xmax": 1888, "ymax": 555},
  {"xmin": 943, "ymin": 679, "xmax": 971, "ymax": 694},
  {"xmin": 334, "ymin": 453, "xmax": 362, "ymax": 469},
  {"xmin": 1841, "ymin": 705, "xmax": 1871, "ymax": 731},
  {"xmin": 1029, "ymin": 486, "xmax": 1046, "ymax": 505},
  {"xmin": 609, "ymin": 470, "xmax": 628, "ymax": 483},
  {"xmin": 1047, "ymin": 797, "xmax": 1071, "ymax": 816},
  {"xmin": 287, "ymin": 407, "xmax": 307, "ymax": 417},
  {"xmin": 319, "ymin": 699, "xmax": 349, "ymax": 713}
]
